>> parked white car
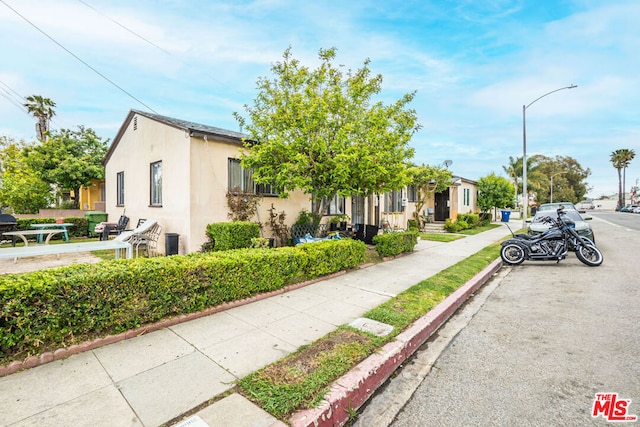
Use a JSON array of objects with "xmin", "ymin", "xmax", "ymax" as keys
[{"xmin": 528, "ymin": 208, "xmax": 595, "ymax": 243}]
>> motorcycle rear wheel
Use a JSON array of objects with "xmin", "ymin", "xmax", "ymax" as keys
[
  {"xmin": 501, "ymin": 243, "xmax": 525, "ymax": 265},
  {"xmin": 575, "ymin": 244, "xmax": 603, "ymax": 266}
]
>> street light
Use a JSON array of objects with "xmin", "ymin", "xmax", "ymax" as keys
[
  {"xmin": 522, "ymin": 84, "xmax": 577, "ymax": 228},
  {"xmin": 550, "ymin": 171, "xmax": 567, "ymax": 203}
]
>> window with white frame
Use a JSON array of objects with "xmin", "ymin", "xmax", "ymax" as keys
[
  {"xmin": 228, "ymin": 158, "xmax": 252, "ymax": 193},
  {"xmin": 150, "ymin": 161, "xmax": 162, "ymax": 206},
  {"xmin": 385, "ymin": 190, "xmax": 404, "ymax": 212},
  {"xmin": 228, "ymin": 158, "xmax": 278, "ymax": 196},
  {"xmin": 464, "ymin": 188, "xmax": 470, "ymax": 206},
  {"xmin": 312, "ymin": 194, "xmax": 346, "ymax": 215},
  {"xmin": 407, "ymin": 185, "xmax": 418, "ymax": 202},
  {"xmin": 116, "ymin": 171, "xmax": 124, "ymax": 206}
]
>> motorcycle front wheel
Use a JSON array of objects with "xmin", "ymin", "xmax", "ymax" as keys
[
  {"xmin": 575, "ymin": 244, "xmax": 603, "ymax": 266},
  {"xmin": 501, "ymin": 243, "xmax": 525, "ymax": 265}
]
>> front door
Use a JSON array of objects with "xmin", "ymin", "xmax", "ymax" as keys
[{"xmin": 434, "ymin": 190, "xmax": 450, "ymax": 221}]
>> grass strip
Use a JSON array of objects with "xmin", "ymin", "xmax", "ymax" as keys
[
  {"xmin": 237, "ymin": 242, "xmax": 502, "ymax": 420},
  {"xmin": 457, "ymin": 223, "xmax": 502, "ymax": 235},
  {"xmin": 419, "ymin": 233, "xmax": 464, "ymax": 242}
]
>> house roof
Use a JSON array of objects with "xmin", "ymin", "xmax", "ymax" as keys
[
  {"xmin": 452, "ymin": 175, "xmax": 478, "ymax": 186},
  {"xmin": 102, "ymin": 109, "xmax": 251, "ymax": 166}
]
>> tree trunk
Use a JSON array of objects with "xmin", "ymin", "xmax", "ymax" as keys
[
  {"xmin": 73, "ymin": 186, "xmax": 81, "ymax": 209},
  {"xmin": 618, "ymin": 168, "xmax": 623, "ymax": 208},
  {"xmin": 623, "ymin": 166, "xmax": 627, "ymax": 206}
]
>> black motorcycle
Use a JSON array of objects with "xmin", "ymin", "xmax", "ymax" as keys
[{"xmin": 500, "ymin": 208, "xmax": 603, "ymax": 267}]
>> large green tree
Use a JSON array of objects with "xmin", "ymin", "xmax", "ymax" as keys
[
  {"xmin": 26, "ymin": 126, "xmax": 108, "ymax": 209},
  {"xmin": 23, "ymin": 95, "xmax": 56, "ymax": 141},
  {"xmin": 503, "ymin": 154, "xmax": 590, "ymax": 206},
  {"xmin": 532, "ymin": 155, "xmax": 591, "ymax": 205},
  {"xmin": 477, "ymin": 173, "xmax": 515, "ymax": 216},
  {"xmin": 0, "ymin": 136, "xmax": 52, "ymax": 213},
  {"xmin": 234, "ymin": 47, "xmax": 420, "ymax": 217},
  {"xmin": 610, "ymin": 149, "xmax": 635, "ymax": 208}
]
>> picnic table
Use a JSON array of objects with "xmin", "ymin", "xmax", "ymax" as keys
[
  {"xmin": 31, "ymin": 223, "xmax": 74, "ymax": 243},
  {"xmin": 2, "ymin": 229, "xmax": 65, "ymax": 246}
]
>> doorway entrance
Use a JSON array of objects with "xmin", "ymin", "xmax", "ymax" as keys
[{"xmin": 434, "ymin": 190, "xmax": 450, "ymax": 221}]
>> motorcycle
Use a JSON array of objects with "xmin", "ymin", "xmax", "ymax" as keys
[{"xmin": 500, "ymin": 208, "xmax": 603, "ymax": 267}]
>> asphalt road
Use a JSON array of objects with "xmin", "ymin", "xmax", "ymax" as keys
[{"xmin": 358, "ymin": 213, "xmax": 640, "ymax": 427}]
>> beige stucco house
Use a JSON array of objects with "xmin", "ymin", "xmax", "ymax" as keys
[
  {"xmin": 103, "ymin": 110, "xmax": 478, "ymax": 254},
  {"xmin": 103, "ymin": 110, "xmax": 312, "ymax": 254}
]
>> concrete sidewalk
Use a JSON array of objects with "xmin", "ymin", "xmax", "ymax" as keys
[{"xmin": 0, "ymin": 222, "xmax": 515, "ymax": 427}]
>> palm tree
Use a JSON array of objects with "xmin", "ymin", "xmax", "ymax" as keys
[
  {"xmin": 610, "ymin": 149, "xmax": 635, "ymax": 208},
  {"xmin": 502, "ymin": 156, "xmax": 521, "ymax": 196},
  {"xmin": 23, "ymin": 95, "xmax": 56, "ymax": 141}
]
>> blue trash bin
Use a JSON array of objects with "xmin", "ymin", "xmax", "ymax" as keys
[{"xmin": 501, "ymin": 210, "xmax": 511, "ymax": 222}]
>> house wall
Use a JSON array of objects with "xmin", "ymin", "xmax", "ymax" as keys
[
  {"xmin": 187, "ymin": 137, "xmax": 313, "ymax": 252},
  {"xmin": 105, "ymin": 114, "xmax": 191, "ymax": 254},
  {"xmin": 106, "ymin": 114, "xmax": 316, "ymax": 254},
  {"xmin": 450, "ymin": 181, "xmax": 477, "ymax": 220},
  {"xmin": 77, "ymin": 179, "xmax": 104, "ymax": 211}
]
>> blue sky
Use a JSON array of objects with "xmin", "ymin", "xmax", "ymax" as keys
[{"xmin": 1, "ymin": 0, "xmax": 638, "ymax": 199}]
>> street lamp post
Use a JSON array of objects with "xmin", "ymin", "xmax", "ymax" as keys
[
  {"xmin": 522, "ymin": 85, "xmax": 577, "ymax": 228},
  {"xmin": 550, "ymin": 171, "xmax": 567, "ymax": 203}
]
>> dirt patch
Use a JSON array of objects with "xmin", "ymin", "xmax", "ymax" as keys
[
  {"xmin": 259, "ymin": 329, "xmax": 369, "ymax": 385},
  {"xmin": 0, "ymin": 252, "xmax": 103, "ymax": 275}
]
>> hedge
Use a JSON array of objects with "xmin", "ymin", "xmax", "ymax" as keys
[
  {"xmin": 372, "ymin": 231, "xmax": 419, "ymax": 257},
  {"xmin": 205, "ymin": 221, "xmax": 260, "ymax": 251},
  {"xmin": 0, "ymin": 239, "xmax": 366, "ymax": 362}
]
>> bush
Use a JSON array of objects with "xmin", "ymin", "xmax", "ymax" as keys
[
  {"xmin": 205, "ymin": 221, "xmax": 260, "ymax": 251},
  {"xmin": 444, "ymin": 218, "xmax": 459, "ymax": 233},
  {"xmin": 0, "ymin": 239, "xmax": 366, "ymax": 362},
  {"xmin": 296, "ymin": 239, "xmax": 366, "ymax": 277},
  {"xmin": 16, "ymin": 217, "xmax": 88, "ymax": 238},
  {"xmin": 458, "ymin": 213, "xmax": 479, "ymax": 227},
  {"xmin": 372, "ymin": 231, "xmax": 418, "ymax": 257}
]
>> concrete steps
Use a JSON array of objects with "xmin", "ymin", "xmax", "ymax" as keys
[{"xmin": 421, "ymin": 223, "xmax": 446, "ymax": 233}]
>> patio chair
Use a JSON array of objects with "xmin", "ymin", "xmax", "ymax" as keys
[
  {"xmin": 130, "ymin": 222, "xmax": 162, "ymax": 257},
  {"xmin": 116, "ymin": 219, "xmax": 161, "ymax": 257},
  {"xmin": 100, "ymin": 215, "xmax": 129, "ymax": 240}
]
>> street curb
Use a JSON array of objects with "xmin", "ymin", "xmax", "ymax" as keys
[{"xmin": 288, "ymin": 258, "xmax": 503, "ymax": 427}]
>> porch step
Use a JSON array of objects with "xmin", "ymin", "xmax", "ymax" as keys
[{"xmin": 421, "ymin": 223, "xmax": 446, "ymax": 233}]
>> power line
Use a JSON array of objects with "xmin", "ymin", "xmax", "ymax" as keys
[
  {"xmin": 0, "ymin": 0, "xmax": 159, "ymax": 114},
  {"xmin": 77, "ymin": 0, "xmax": 250, "ymax": 98},
  {"xmin": 0, "ymin": 77, "xmax": 83, "ymax": 134},
  {"xmin": 0, "ymin": 78, "xmax": 29, "ymax": 114}
]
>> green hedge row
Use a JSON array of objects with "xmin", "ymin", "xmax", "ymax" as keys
[
  {"xmin": 16, "ymin": 217, "xmax": 89, "ymax": 238},
  {"xmin": 372, "ymin": 231, "xmax": 418, "ymax": 257},
  {"xmin": 205, "ymin": 221, "xmax": 261, "ymax": 251},
  {"xmin": 0, "ymin": 239, "xmax": 366, "ymax": 362}
]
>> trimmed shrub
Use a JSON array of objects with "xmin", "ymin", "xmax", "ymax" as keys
[
  {"xmin": 372, "ymin": 231, "xmax": 418, "ymax": 257},
  {"xmin": 0, "ymin": 239, "xmax": 366, "ymax": 362},
  {"xmin": 295, "ymin": 239, "xmax": 367, "ymax": 277},
  {"xmin": 206, "ymin": 221, "xmax": 260, "ymax": 251},
  {"xmin": 458, "ymin": 213, "xmax": 479, "ymax": 227},
  {"xmin": 407, "ymin": 219, "xmax": 419, "ymax": 231},
  {"xmin": 444, "ymin": 218, "xmax": 459, "ymax": 232}
]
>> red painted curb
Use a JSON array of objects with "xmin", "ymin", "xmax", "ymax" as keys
[{"xmin": 289, "ymin": 258, "xmax": 503, "ymax": 427}]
